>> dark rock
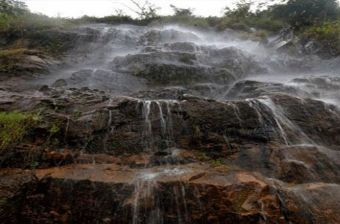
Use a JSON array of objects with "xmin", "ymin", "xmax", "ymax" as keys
[
  {"xmin": 52, "ymin": 79, "xmax": 68, "ymax": 88},
  {"xmin": 2, "ymin": 165, "xmax": 340, "ymax": 224},
  {"xmin": 112, "ymin": 47, "xmax": 264, "ymax": 86}
]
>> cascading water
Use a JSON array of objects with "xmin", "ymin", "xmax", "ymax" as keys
[
  {"xmin": 99, "ymin": 25, "xmax": 340, "ymax": 224},
  {"xmin": 245, "ymin": 96, "xmax": 316, "ymax": 145},
  {"xmin": 131, "ymin": 167, "xmax": 190, "ymax": 224},
  {"xmin": 139, "ymin": 99, "xmax": 180, "ymax": 152},
  {"xmin": 131, "ymin": 99, "xmax": 190, "ymax": 224},
  {"xmin": 257, "ymin": 96, "xmax": 315, "ymax": 145},
  {"xmin": 11, "ymin": 23, "xmax": 340, "ymax": 224}
]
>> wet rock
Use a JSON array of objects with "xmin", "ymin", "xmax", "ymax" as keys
[
  {"xmin": 2, "ymin": 164, "xmax": 340, "ymax": 224},
  {"xmin": 232, "ymin": 144, "xmax": 340, "ymax": 184},
  {"xmin": 225, "ymin": 80, "xmax": 310, "ymax": 99},
  {"xmin": 139, "ymin": 29, "xmax": 201, "ymax": 45},
  {"xmin": 0, "ymin": 49, "xmax": 58, "ymax": 77},
  {"xmin": 0, "ymin": 145, "xmax": 77, "ymax": 169},
  {"xmin": 39, "ymin": 85, "xmax": 50, "ymax": 92},
  {"xmin": 52, "ymin": 79, "xmax": 68, "ymax": 88},
  {"xmin": 164, "ymin": 42, "xmax": 198, "ymax": 52},
  {"xmin": 0, "ymin": 169, "xmax": 36, "ymax": 214},
  {"xmin": 2, "ymin": 24, "xmax": 340, "ymax": 224},
  {"xmin": 1, "ymin": 88, "xmax": 340, "ymax": 159},
  {"xmin": 113, "ymin": 47, "xmax": 264, "ymax": 86},
  {"xmin": 132, "ymin": 86, "xmax": 187, "ymax": 100}
]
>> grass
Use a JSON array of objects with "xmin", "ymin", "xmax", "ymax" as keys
[
  {"xmin": 0, "ymin": 12, "xmax": 78, "ymax": 57},
  {"xmin": 303, "ymin": 21, "xmax": 340, "ymax": 56},
  {"xmin": 0, "ymin": 48, "xmax": 33, "ymax": 73},
  {"xmin": 0, "ymin": 112, "xmax": 40, "ymax": 150},
  {"xmin": 47, "ymin": 123, "xmax": 62, "ymax": 146},
  {"xmin": 211, "ymin": 159, "xmax": 225, "ymax": 167},
  {"xmin": 0, "ymin": 48, "xmax": 28, "ymax": 58},
  {"xmin": 0, "ymin": 12, "xmax": 73, "ymax": 33}
]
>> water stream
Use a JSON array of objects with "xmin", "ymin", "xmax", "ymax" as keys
[{"xmin": 22, "ymin": 23, "xmax": 340, "ymax": 223}]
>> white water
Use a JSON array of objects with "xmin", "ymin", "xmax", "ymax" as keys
[
  {"xmin": 22, "ymin": 23, "xmax": 340, "ymax": 223},
  {"xmin": 139, "ymin": 99, "xmax": 180, "ymax": 152},
  {"xmin": 132, "ymin": 167, "xmax": 190, "ymax": 224}
]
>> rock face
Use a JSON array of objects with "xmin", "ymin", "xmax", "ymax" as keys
[
  {"xmin": 0, "ymin": 49, "xmax": 59, "ymax": 78},
  {"xmin": 1, "ymin": 24, "xmax": 340, "ymax": 224},
  {"xmin": 112, "ymin": 46, "xmax": 264, "ymax": 85}
]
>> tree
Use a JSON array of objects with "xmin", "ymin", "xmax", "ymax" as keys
[
  {"xmin": 224, "ymin": 0, "xmax": 252, "ymax": 18},
  {"xmin": 271, "ymin": 0, "xmax": 340, "ymax": 28},
  {"xmin": 170, "ymin": 4, "xmax": 193, "ymax": 17},
  {"xmin": 0, "ymin": 0, "xmax": 27, "ymax": 15},
  {"xmin": 128, "ymin": 0, "xmax": 159, "ymax": 20}
]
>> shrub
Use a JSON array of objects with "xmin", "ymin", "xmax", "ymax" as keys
[
  {"xmin": 303, "ymin": 21, "xmax": 340, "ymax": 55},
  {"xmin": 271, "ymin": 0, "xmax": 340, "ymax": 28},
  {"xmin": 0, "ymin": 48, "xmax": 27, "ymax": 57},
  {"xmin": 170, "ymin": 5, "xmax": 193, "ymax": 17},
  {"xmin": 0, "ymin": 112, "xmax": 40, "ymax": 150}
]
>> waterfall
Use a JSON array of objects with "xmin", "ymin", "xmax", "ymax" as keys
[
  {"xmin": 9, "ymin": 23, "xmax": 340, "ymax": 224},
  {"xmin": 131, "ymin": 100, "xmax": 190, "ymax": 224},
  {"xmin": 245, "ymin": 96, "xmax": 315, "ymax": 145},
  {"xmin": 131, "ymin": 167, "xmax": 190, "ymax": 224},
  {"xmin": 139, "ymin": 99, "xmax": 180, "ymax": 152}
]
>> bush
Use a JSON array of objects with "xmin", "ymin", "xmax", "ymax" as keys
[
  {"xmin": 0, "ymin": 48, "xmax": 29, "ymax": 73},
  {"xmin": 155, "ymin": 15, "xmax": 211, "ymax": 28},
  {"xmin": 217, "ymin": 1, "xmax": 286, "ymax": 32},
  {"xmin": 271, "ymin": 0, "xmax": 340, "ymax": 28},
  {"xmin": 0, "ymin": 13, "xmax": 14, "ymax": 31},
  {"xmin": 0, "ymin": 112, "xmax": 40, "ymax": 150},
  {"xmin": 0, "ymin": 0, "xmax": 27, "ymax": 16},
  {"xmin": 303, "ymin": 21, "xmax": 340, "ymax": 56},
  {"xmin": 0, "ymin": 48, "xmax": 27, "ymax": 57}
]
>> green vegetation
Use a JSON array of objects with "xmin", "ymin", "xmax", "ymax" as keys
[
  {"xmin": 1, "ymin": 0, "xmax": 339, "ymax": 32},
  {"xmin": 47, "ymin": 122, "xmax": 62, "ymax": 146},
  {"xmin": 0, "ymin": 48, "xmax": 27, "ymax": 57},
  {"xmin": 0, "ymin": 0, "xmax": 70, "ymax": 32},
  {"xmin": 0, "ymin": 0, "xmax": 77, "ymax": 60},
  {"xmin": 170, "ymin": 5, "xmax": 193, "ymax": 17},
  {"xmin": 303, "ymin": 21, "xmax": 340, "ymax": 56},
  {"xmin": 211, "ymin": 159, "xmax": 225, "ymax": 167},
  {"xmin": 0, "ymin": 112, "xmax": 40, "ymax": 150},
  {"xmin": 271, "ymin": 0, "xmax": 340, "ymax": 28},
  {"xmin": 0, "ymin": 48, "xmax": 27, "ymax": 73},
  {"xmin": 1, "ymin": 0, "xmax": 340, "ymax": 57},
  {"xmin": 196, "ymin": 151, "xmax": 210, "ymax": 161}
]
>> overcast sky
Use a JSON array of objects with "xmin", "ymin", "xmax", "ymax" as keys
[{"xmin": 23, "ymin": 0, "xmax": 276, "ymax": 18}]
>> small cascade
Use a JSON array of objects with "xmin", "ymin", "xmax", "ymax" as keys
[
  {"xmin": 138, "ymin": 99, "xmax": 180, "ymax": 152},
  {"xmin": 107, "ymin": 110, "xmax": 112, "ymax": 128},
  {"xmin": 258, "ymin": 97, "xmax": 315, "ymax": 145},
  {"xmin": 259, "ymin": 200, "xmax": 268, "ymax": 224},
  {"xmin": 227, "ymin": 102, "xmax": 243, "ymax": 125},
  {"xmin": 246, "ymin": 98, "xmax": 289, "ymax": 145},
  {"xmin": 132, "ymin": 176, "xmax": 161, "ymax": 224},
  {"xmin": 221, "ymin": 82, "xmax": 237, "ymax": 99},
  {"xmin": 107, "ymin": 97, "xmax": 114, "ymax": 131},
  {"xmin": 131, "ymin": 168, "xmax": 190, "ymax": 224},
  {"xmin": 103, "ymin": 98, "xmax": 114, "ymax": 151},
  {"xmin": 246, "ymin": 96, "xmax": 315, "ymax": 145},
  {"xmin": 141, "ymin": 100, "xmax": 154, "ymax": 151},
  {"xmin": 131, "ymin": 101, "xmax": 188, "ymax": 224},
  {"xmin": 64, "ymin": 115, "xmax": 70, "ymax": 140},
  {"xmin": 245, "ymin": 99, "xmax": 265, "ymax": 124}
]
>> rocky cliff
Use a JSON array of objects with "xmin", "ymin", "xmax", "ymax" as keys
[{"xmin": 1, "ymin": 24, "xmax": 340, "ymax": 224}]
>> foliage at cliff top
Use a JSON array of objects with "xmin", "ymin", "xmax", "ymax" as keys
[
  {"xmin": 1, "ymin": 0, "xmax": 340, "ymax": 56},
  {"xmin": 1, "ymin": 0, "xmax": 340, "ymax": 32}
]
